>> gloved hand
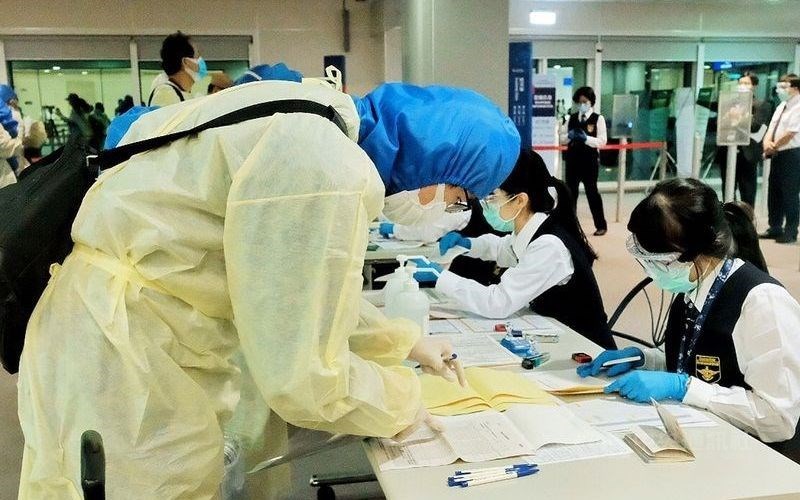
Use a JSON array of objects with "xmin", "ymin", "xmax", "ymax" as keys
[
  {"xmin": 410, "ymin": 258, "xmax": 443, "ymax": 284},
  {"xmin": 392, "ymin": 405, "xmax": 444, "ymax": 444},
  {"xmin": 567, "ymin": 129, "xmax": 576, "ymax": 141},
  {"xmin": 604, "ymin": 370, "xmax": 689, "ymax": 403},
  {"xmin": 577, "ymin": 346, "xmax": 644, "ymax": 377},
  {"xmin": 407, "ymin": 336, "xmax": 456, "ymax": 382},
  {"xmin": 379, "ymin": 222, "xmax": 395, "ymax": 238},
  {"xmin": 438, "ymin": 231, "xmax": 471, "ymax": 256},
  {"xmin": 573, "ymin": 129, "xmax": 588, "ymax": 143}
]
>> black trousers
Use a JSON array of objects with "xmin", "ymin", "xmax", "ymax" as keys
[
  {"xmin": 720, "ymin": 152, "xmax": 758, "ymax": 207},
  {"xmin": 565, "ymin": 157, "xmax": 607, "ymax": 231},
  {"xmin": 767, "ymin": 148, "xmax": 800, "ymax": 238}
]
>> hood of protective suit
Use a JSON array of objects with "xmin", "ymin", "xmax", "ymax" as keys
[
  {"xmin": 353, "ymin": 83, "xmax": 520, "ymax": 198},
  {"xmin": 0, "ymin": 84, "xmax": 16, "ymax": 104}
]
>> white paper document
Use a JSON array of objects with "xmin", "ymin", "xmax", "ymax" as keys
[
  {"xmin": 459, "ymin": 316, "xmax": 533, "ymax": 333},
  {"xmin": 750, "ymin": 123, "xmax": 767, "ymax": 142},
  {"xmin": 430, "ymin": 246, "xmax": 469, "ymax": 265},
  {"xmin": 520, "ymin": 314, "xmax": 560, "ymax": 331},
  {"xmin": 524, "ymin": 369, "xmax": 610, "ymax": 393},
  {"xmin": 368, "ymin": 406, "xmax": 603, "ymax": 471},
  {"xmin": 433, "ymin": 333, "xmax": 519, "ymax": 367},
  {"xmin": 375, "ymin": 240, "xmax": 426, "ymax": 250},
  {"xmin": 428, "ymin": 319, "xmax": 463, "ymax": 334},
  {"xmin": 567, "ymin": 398, "xmax": 716, "ymax": 433},
  {"xmin": 528, "ymin": 431, "xmax": 632, "ymax": 465}
]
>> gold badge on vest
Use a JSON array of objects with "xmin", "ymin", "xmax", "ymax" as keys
[
  {"xmin": 587, "ymin": 124, "xmax": 595, "ymax": 134},
  {"xmin": 695, "ymin": 355, "xmax": 721, "ymax": 383}
]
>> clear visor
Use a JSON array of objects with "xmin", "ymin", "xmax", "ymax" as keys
[{"xmin": 626, "ymin": 233, "xmax": 681, "ymax": 265}]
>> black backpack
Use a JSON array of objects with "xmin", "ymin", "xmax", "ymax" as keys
[{"xmin": 0, "ymin": 99, "xmax": 347, "ymax": 373}]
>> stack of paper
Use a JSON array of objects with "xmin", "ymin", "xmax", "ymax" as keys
[
  {"xmin": 567, "ymin": 398, "xmax": 716, "ymax": 433},
  {"xmin": 367, "ymin": 405, "xmax": 604, "ymax": 471},
  {"xmin": 421, "ymin": 366, "xmax": 555, "ymax": 416},
  {"xmin": 525, "ymin": 368, "xmax": 610, "ymax": 395},
  {"xmin": 429, "ymin": 333, "xmax": 519, "ymax": 367},
  {"xmin": 528, "ymin": 430, "xmax": 632, "ymax": 465},
  {"xmin": 623, "ymin": 401, "xmax": 695, "ymax": 463}
]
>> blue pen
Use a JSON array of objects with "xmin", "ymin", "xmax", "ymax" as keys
[
  {"xmin": 448, "ymin": 465, "xmax": 537, "ymax": 486},
  {"xmin": 453, "ymin": 463, "xmax": 534, "ymax": 475},
  {"xmin": 449, "ymin": 467, "xmax": 539, "ymax": 487}
]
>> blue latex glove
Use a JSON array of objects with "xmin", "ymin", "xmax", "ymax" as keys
[
  {"xmin": 577, "ymin": 346, "xmax": 644, "ymax": 378},
  {"xmin": 573, "ymin": 129, "xmax": 588, "ymax": 143},
  {"xmin": 604, "ymin": 371, "xmax": 690, "ymax": 403},
  {"xmin": 410, "ymin": 258, "xmax": 443, "ymax": 284},
  {"xmin": 438, "ymin": 231, "xmax": 471, "ymax": 256},
  {"xmin": 379, "ymin": 222, "xmax": 395, "ymax": 238},
  {"xmin": 567, "ymin": 129, "xmax": 576, "ymax": 141}
]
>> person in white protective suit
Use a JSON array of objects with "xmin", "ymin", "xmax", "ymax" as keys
[{"xmin": 17, "ymin": 79, "xmax": 520, "ymax": 499}]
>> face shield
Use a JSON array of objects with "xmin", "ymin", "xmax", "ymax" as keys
[{"xmin": 626, "ymin": 234, "xmax": 698, "ymax": 294}]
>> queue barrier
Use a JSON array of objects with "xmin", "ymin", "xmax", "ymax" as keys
[{"xmin": 532, "ymin": 140, "xmax": 668, "ymax": 223}]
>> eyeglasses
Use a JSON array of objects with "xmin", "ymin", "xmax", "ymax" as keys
[{"xmin": 445, "ymin": 187, "xmax": 474, "ymax": 213}]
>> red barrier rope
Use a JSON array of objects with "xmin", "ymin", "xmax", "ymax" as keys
[{"xmin": 532, "ymin": 141, "xmax": 664, "ymax": 152}]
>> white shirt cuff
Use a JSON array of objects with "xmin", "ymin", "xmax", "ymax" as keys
[
  {"xmin": 435, "ymin": 270, "xmax": 461, "ymax": 297},
  {"xmin": 683, "ymin": 376, "xmax": 715, "ymax": 409}
]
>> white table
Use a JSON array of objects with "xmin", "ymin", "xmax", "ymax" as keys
[{"xmin": 363, "ymin": 318, "xmax": 800, "ymax": 499}]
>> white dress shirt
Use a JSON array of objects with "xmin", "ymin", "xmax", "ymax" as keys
[
  {"xmin": 765, "ymin": 94, "xmax": 800, "ymax": 151},
  {"xmin": 560, "ymin": 107, "xmax": 608, "ymax": 150},
  {"xmin": 391, "ymin": 210, "xmax": 472, "ymax": 243},
  {"xmin": 642, "ymin": 258, "xmax": 800, "ymax": 442},
  {"xmin": 435, "ymin": 212, "xmax": 574, "ymax": 319}
]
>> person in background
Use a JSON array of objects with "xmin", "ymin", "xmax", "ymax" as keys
[
  {"xmin": 115, "ymin": 95, "xmax": 135, "ymax": 116},
  {"xmin": 56, "ymin": 94, "xmax": 92, "ymax": 141},
  {"xmin": 761, "ymin": 74, "xmax": 800, "ymax": 243},
  {"xmin": 579, "ymin": 178, "xmax": 800, "ymax": 463},
  {"xmin": 207, "ymin": 73, "xmax": 233, "ymax": 95},
  {"xmin": 88, "ymin": 102, "xmax": 111, "ymax": 151},
  {"xmin": 414, "ymin": 149, "xmax": 616, "ymax": 349},
  {"xmin": 563, "ymin": 86, "xmax": 608, "ymax": 236},
  {"xmin": 0, "ymin": 84, "xmax": 29, "ymax": 172},
  {"xmin": 0, "ymin": 100, "xmax": 22, "ymax": 188},
  {"xmin": 22, "ymin": 120, "xmax": 47, "ymax": 164},
  {"xmin": 148, "ymin": 31, "xmax": 205, "ymax": 107},
  {"xmin": 720, "ymin": 72, "xmax": 772, "ymax": 208}
]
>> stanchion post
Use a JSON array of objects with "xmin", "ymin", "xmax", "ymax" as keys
[
  {"xmin": 724, "ymin": 145, "xmax": 737, "ymax": 202},
  {"xmin": 659, "ymin": 142, "xmax": 668, "ymax": 180},
  {"xmin": 616, "ymin": 137, "xmax": 628, "ymax": 223},
  {"xmin": 761, "ymin": 158, "xmax": 771, "ymax": 219},
  {"xmin": 692, "ymin": 133, "xmax": 703, "ymax": 178}
]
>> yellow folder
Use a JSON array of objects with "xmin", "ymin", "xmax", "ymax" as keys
[{"xmin": 421, "ymin": 366, "xmax": 556, "ymax": 416}]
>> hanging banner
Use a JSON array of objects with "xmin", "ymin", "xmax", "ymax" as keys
[
  {"xmin": 532, "ymin": 74, "xmax": 558, "ymax": 175},
  {"xmin": 508, "ymin": 42, "xmax": 532, "ymax": 149}
]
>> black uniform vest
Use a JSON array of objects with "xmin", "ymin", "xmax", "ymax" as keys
[
  {"xmin": 664, "ymin": 262, "xmax": 800, "ymax": 462},
  {"xmin": 526, "ymin": 217, "xmax": 616, "ymax": 349},
  {"xmin": 448, "ymin": 199, "xmax": 505, "ymax": 285},
  {"xmin": 566, "ymin": 112, "xmax": 600, "ymax": 166}
]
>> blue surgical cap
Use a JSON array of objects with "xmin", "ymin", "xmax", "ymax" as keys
[
  {"xmin": 354, "ymin": 83, "xmax": 520, "ymax": 198},
  {"xmin": 104, "ymin": 106, "xmax": 159, "ymax": 149},
  {"xmin": 234, "ymin": 63, "xmax": 303, "ymax": 86},
  {"xmin": 0, "ymin": 84, "xmax": 16, "ymax": 104},
  {"xmin": 0, "ymin": 101, "xmax": 18, "ymax": 138}
]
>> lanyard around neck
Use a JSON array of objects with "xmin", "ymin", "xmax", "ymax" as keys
[{"xmin": 676, "ymin": 258, "xmax": 735, "ymax": 374}]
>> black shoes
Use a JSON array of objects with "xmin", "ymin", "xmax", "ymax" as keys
[
  {"xmin": 759, "ymin": 230, "xmax": 783, "ymax": 239},
  {"xmin": 593, "ymin": 229, "xmax": 607, "ymax": 236},
  {"xmin": 776, "ymin": 235, "xmax": 798, "ymax": 244}
]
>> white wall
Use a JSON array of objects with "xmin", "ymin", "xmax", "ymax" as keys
[
  {"xmin": 0, "ymin": 0, "xmax": 385, "ymax": 96},
  {"xmin": 510, "ymin": 0, "xmax": 800, "ymax": 38}
]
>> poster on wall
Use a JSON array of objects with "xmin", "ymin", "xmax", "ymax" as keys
[
  {"xmin": 532, "ymin": 74, "xmax": 558, "ymax": 175},
  {"xmin": 508, "ymin": 42, "xmax": 532, "ymax": 149},
  {"xmin": 717, "ymin": 90, "xmax": 753, "ymax": 146}
]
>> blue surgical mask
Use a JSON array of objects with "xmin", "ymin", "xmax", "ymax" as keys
[
  {"xmin": 639, "ymin": 259, "xmax": 698, "ymax": 294},
  {"xmin": 578, "ymin": 103, "xmax": 590, "ymax": 114},
  {"xmin": 185, "ymin": 57, "xmax": 208, "ymax": 83},
  {"xmin": 481, "ymin": 196, "xmax": 519, "ymax": 233}
]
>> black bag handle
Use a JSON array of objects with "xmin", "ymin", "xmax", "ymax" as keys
[{"xmin": 97, "ymin": 99, "xmax": 348, "ymax": 170}]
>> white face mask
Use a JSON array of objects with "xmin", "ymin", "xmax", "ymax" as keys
[
  {"xmin": 578, "ymin": 103, "xmax": 590, "ymax": 114},
  {"xmin": 383, "ymin": 184, "xmax": 447, "ymax": 226},
  {"xmin": 737, "ymin": 84, "xmax": 751, "ymax": 93}
]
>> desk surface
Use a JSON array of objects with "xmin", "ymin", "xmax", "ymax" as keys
[{"xmin": 364, "ymin": 318, "xmax": 800, "ymax": 500}]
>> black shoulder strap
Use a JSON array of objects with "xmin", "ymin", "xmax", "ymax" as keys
[
  {"xmin": 97, "ymin": 99, "xmax": 348, "ymax": 170},
  {"xmin": 147, "ymin": 81, "xmax": 186, "ymax": 106}
]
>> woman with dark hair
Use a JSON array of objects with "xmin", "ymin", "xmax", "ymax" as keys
[
  {"xmin": 564, "ymin": 85, "xmax": 608, "ymax": 236},
  {"xmin": 579, "ymin": 178, "xmax": 800, "ymax": 462},
  {"xmin": 415, "ymin": 149, "xmax": 616, "ymax": 349}
]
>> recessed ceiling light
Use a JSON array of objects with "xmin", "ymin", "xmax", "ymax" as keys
[
  {"xmin": 529, "ymin": 11, "xmax": 556, "ymax": 25},
  {"xmin": 81, "ymin": 71, "xmax": 88, "ymax": 75},
  {"xmin": 553, "ymin": 65, "xmax": 562, "ymax": 69},
  {"xmin": 43, "ymin": 69, "xmax": 51, "ymax": 73},
  {"xmin": 52, "ymin": 66, "xmax": 61, "ymax": 71}
]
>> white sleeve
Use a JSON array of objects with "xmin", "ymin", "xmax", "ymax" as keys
[
  {"xmin": 435, "ymin": 235, "xmax": 574, "ymax": 319},
  {"xmin": 682, "ymin": 284, "xmax": 800, "ymax": 442},
  {"xmin": 467, "ymin": 233, "xmax": 517, "ymax": 267},
  {"xmin": 0, "ymin": 127, "xmax": 22, "ymax": 159},
  {"xmin": 765, "ymin": 105, "xmax": 783, "ymax": 142},
  {"xmin": 392, "ymin": 210, "xmax": 471, "ymax": 243},
  {"xmin": 584, "ymin": 115, "xmax": 607, "ymax": 149},
  {"xmin": 785, "ymin": 107, "xmax": 800, "ymax": 134}
]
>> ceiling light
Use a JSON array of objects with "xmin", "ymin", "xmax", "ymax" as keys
[
  {"xmin": 52, "ymin": 66, "xmax": 61, "ymax": 71},
  {"xmin": 529, "ymin": 11, "xmax": 556, "ymax": 25},
  {"xmin": 553, "ymin": 65, "xmax": 562, "ymax": 69},
  {"xmin": 43, "ymin": 69, "xmax": 51, "ymax": 73},
  {"xmin": 81, "ymin": 71, "xmax": 88, "ymax": 75}
]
